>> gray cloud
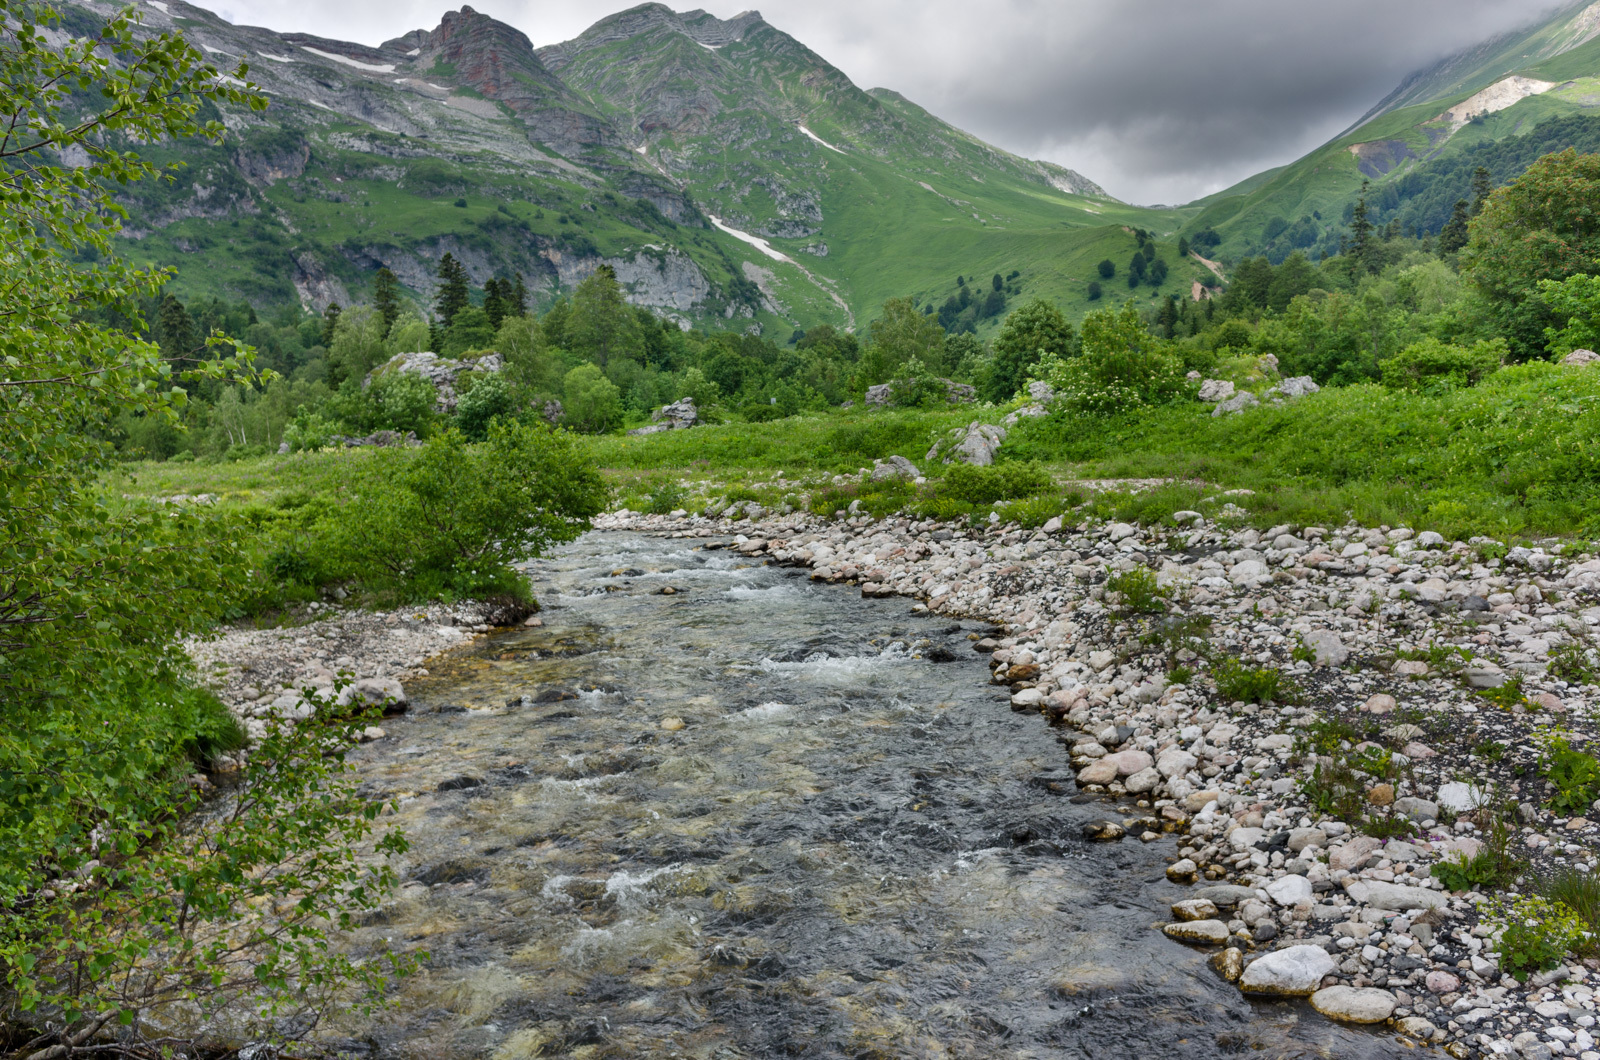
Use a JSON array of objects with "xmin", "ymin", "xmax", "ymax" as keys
[{"xmin": 217, "ymin": 0, "xmax": 1573, "ymax": 204}]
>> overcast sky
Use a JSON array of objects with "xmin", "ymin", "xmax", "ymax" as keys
[{"xmin": 211, "ymin": 0, "xmax": 1574, "ymax": 204}]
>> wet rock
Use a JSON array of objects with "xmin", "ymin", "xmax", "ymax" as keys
[
  {"xmin": 1081, "ymin": 819, "xmax": 1125, "ymax": 841},
  {"xmin": 1310, "ymin": 986, "xmax": 1396, "ymax": 1024},
  {"xmin": 1166, "ymin": 858, "xmax": 1199, "ymax": 884},
  {"xmin": 1239, "ymin": 945, "xmax": 1337, "ymax": 997},
  {"xmin": 436, "ymin": 775, "xmax": 484, "ymax": 792},
  {"xmin": 1194, "ymin": 884, "xmax": 1257, "ymax": 908},
  {"xmin": 1164, "ymin": 919, "xmax": 1229, "ymax": 945},
  {"xmin": 1172, "ymin": 898, "xmax": 1219, "ymax": 921},
  {"xmin": 337, "ymin": 677, "xmax": 409, "ymax": 714},
  {"xmin": 1210, "ymin": 947, "xmax": 1245, "ymax": 982}
]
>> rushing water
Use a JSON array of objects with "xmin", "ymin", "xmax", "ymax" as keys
[{"xmin": 333, "ymin": 532, "xmax": 1407, "ymax": 1059}]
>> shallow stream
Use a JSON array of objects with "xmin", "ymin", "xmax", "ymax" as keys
[{"xmin": 337, "ymin": 531, "xmax": 1407, "ymax": 1059}]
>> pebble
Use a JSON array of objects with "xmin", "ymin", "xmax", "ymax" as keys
[{"xmin": 1310, "ymin": 985, "xmax": 1397, "ymax": 1024}]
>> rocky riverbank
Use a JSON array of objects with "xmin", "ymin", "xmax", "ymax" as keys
[
  {"xmin": 185, "ymin": 601, "xmax": 513, "ymax": 752},
  {"xmin": 594, "ymin": 504, "xmax": 1600, "ymax": 1060}
]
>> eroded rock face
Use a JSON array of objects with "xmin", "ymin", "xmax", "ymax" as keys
[{"xmin": 1268, "ymin": 376, "xmax": 1320, "ymax": 401}]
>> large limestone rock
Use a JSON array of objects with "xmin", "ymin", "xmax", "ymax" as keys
[
  {"xmin": 1212, "ymin": 391, "xmax": 1260, "ymax": 417},
  {"xmin": 367, "ymin": 351, "xmax": 504, "ymax": 414},
  {"xmin": 1310, "ymin": 986, "xmax": 1396, "ymax": 1024},
  {"xmin": 927, "ymin": 422, "xmax": 1006, "ymax": 466},
  {"xmin": 1267, "ymin": 376, "xmax": 1320, "ymax": 401},
  {"xmin": 1561, "ymin": 349, "xmax": 1599, "ymax": 367},
  {"xmin": 1239, "ymin": 945, "xmax": 1336, "ymax": 996},
  {"xmin": 629, "ymin": 398, "xmax": 700, "ymax": 436},
  {"xmin": 871, "ymin": 455, "xmax": 919, "ymax": 482},
  {"xmin": 1197, "ymin": 379, "xmax": 1235, "ymax": 403},
  {"xmin": 1343, "ymin": 880, "xmax": 1445, "ymax": 911}
]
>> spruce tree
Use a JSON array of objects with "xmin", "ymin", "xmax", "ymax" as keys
[
  {"xmin": 1350, "ymin": 181, "xmax": 1378, "ymax": 275},
  {"xmin": 319, "ymin": 301, "xmax": 341, "ymax": 347},
  {"xmin": 1470, "ymin": 166, "xmax": 1493, "ymax": 216},
  {"xmin": 372, "ymin": 267, "xmax": 402, "ymax": 333},
  {"xmin": 156, "ymin": 293, "xmax": 194, "ymax": 360},
  {"xmin": 510, "ymin": 272, "xmax": 528, "ymax": 317},
  {"xmin": 483, "ymin": 277, "xmax": 507, "ymax": 330},
  {"xmin": 1440, "ymin": 199, "xmax": 1471, "ymax": 254},
  {"xmin": 435, "ymin": 253, "xmax": 470, "ymax": 328}
]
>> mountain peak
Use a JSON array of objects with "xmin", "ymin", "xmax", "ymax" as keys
[{"xmin": 538, "ymin": 4, "xmax": 770, "ymax": 70}]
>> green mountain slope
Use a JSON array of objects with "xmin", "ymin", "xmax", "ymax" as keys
[
  {"xmin": 66, "ymin": 0, "xmax": 1203, "ymax": 337},
  {"xmin": 1186, "ymin": 0, "xmax": 1600, "ymax": 262}
]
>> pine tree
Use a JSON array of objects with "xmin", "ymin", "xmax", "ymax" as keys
[
  {"xmin": 435, "ymin": 253, "xmax": 470, "ymax": 328},
  {"xmin": 1178, "ymin": 236, "xmax": 1190, "ymax": 258},
  {"xmin": 483, "ymin": 277, "xmax": 507, "ymax": 330},
  {"xmin": 1440, "ymin": 199, "xmax": 1471, "ymax": 254},
  {"xmin": 1470, "ymin": 166, "xmax": 1493, "ymax": 216},
  {"xmin": 372, "ymin": 267, "xmax": 402, "ymax": 333},
  {"xmin": 156, "ymin": 293, "xmax": 194, "ymax": 360},
  {"xmin": 510, "ymin": 272, "xmax": 528, "ymax": 318},
  {"xmin": 1350, "ymin": 181, "xmax": 1378, "ymax": 275},
  {"xmin": 319, "ymin": 302, "xmax": 341, "ymax": 347}
]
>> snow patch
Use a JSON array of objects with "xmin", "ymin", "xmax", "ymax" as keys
[
  {"xmin": 797, "ymin": 124, "xmax": 845, "ymax": 154},
  {"xmin": 1433, "ymin": 76, "xmax": 1557, "ymax": 132},
  {"xmin": 146, "ymin": 0, "xmax": 168, "ymax": 12},
  {"xmin": 300, "ymin": 46, "xmax": 396, "ymax": 74},
  {"xmin": 407, "ymin": 48, "xmax": 420, "ymax": 57},
  {"xmin": 706, "ymin": 215, "xmax": 793, "ymax": 264},
  {"xmin": 698, "ymin": 41, "xmax": 723, "ymax": 50},
  {"xmin": 258, "ymin": 52, "xmax": 294, "ymax": 63},
  {"xmin": 306, "ymin": 99, "xmax": 335, "ymax": 111},
  {"xmin": 635, "ymin": 145, "xmax": 649, "ymax": 155}
]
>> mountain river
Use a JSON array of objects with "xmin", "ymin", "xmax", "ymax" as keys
[{"xmin": 330, "ymin": 531, "xmax": 1409, "ymax": 1059}]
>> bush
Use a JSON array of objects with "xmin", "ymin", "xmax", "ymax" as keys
[
  {"xmin": 938, "ymin": 461, "xmax": 1051, "ymax": 505},
  {"xmin": 455, "ymin": 372, "xmax": 521, "ymax": 441},
  {"xmin": 1537, "ymin": 730, "xmax": 1600, "ymax": 816},
  {"xmin": 1489, "ymin": 895, "xmax": 1592, "ymax": 980},
  {"xmin": 1033, "ymin": 302, "xmax": 1185, "ymax": 414},
  {"xmin": 1106, "ymin": 567, "xmax": 1166, "ymax": 614},
  {"xmin": 562, "ymin": 363, "xmax": 623, "ymax": 434},
  {"xmin": 1539, "ymin": 869, "xmax": 1600, "ymax": 958},
  {"xmin": 322, "ymin": 421, "xmax": 608, "ymax": 600},
  {"xmin": 888, "ymin": 355, "xmax": 949, "ymax": 408},
  {"xmin": 1212, "ymin": 656, "xmax": 1292, "ymax": 704},
  {"xmin": 1380, "ymin": 337, "xmax": 1505, "ymax": 393}
]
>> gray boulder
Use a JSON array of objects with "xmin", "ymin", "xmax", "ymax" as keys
[
  {"xmin": 1197, "ymin": 379, "xmax": 1235, "ymax": 403},
  {"xmin": 867, "ymin": 378, "xmax": 979, "ymax": 408},
  {"xmin": 1562, "ymin": 349, "xmax": 1599, "ymax": 367},
  {"xmin": 1027, "ymin": 380, "xmax": 1055, "ymax": 403},
  {"xmin": 629, "ymin": 398, "xmax": 699, "ymax": 436},
  {"xmin": 367, "ymin": 351, "xmax": 503, "ymax": 414},
  {"xmin": 1267, "ymin": 376, "xmax": 1321, "ymax": 401},
  {"xmin": 1212, "ymin": 391, "xmax": 1260, "ymax": 417},
  {"xmin": 927, "ymin": 422, "xmax": 1007, "ymax": 466},
  {"xmin": 1239, "ymin": 945, "xmax": 1336, "ymax": 996},
  {"xmin": 871, "ymin": 455, "xmax": 919, "ymax": 482}
]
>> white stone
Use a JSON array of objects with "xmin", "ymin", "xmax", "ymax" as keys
[
  {"xmin": 1311, "ymin": 986, "xmax": 1396, "ymax": 1023},
  {"xmin": 1266, "ymin": 874, "xmax": 1314, "ymax": 907},
  {"xmin": 1239, "ymin": 945, "xmax": 1337, "ymax": 996}
]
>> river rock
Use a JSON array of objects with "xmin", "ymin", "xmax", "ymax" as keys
[
  {"xmin": 1164, "ymin": 919, "xmax": 1229, "ymax": 945},
  {"xmin": 1194, "ymin": 884, "xmax": 1257, "ymax": 908},
  {"xmin": 1210, "ymin": 947, "xmax": 1245, "ymax": 982},
  {"xmin": 1328, "ymin": 835, "xmax": 1379, "ymax": 871},
  {"xmin": 1157, "ymin": 748, "xmax": 1198, "ymax": 779},
  {"xmin": 1343, "ymin": 880, "xmax": 1445, "ymax": 911},
  {"xmin": 1172, "ymin": 898, "xmax": 1219, "ymax": 921},
  {"xmin": 1076, "ymin": 758, "xmax": 1119, "ymax": 785},
  {"xmin": 1166, "ymin": 858, "xmax": 1199, "ymax": 884},
  {"xmin": 336, "ymin": 677, "xmax": 408, "ymax": 713},
  {"xmin": 1302, "ymin": 630, "xmax": 1348, "ymax": 666},
  {"xmin": 1310, "ymin": 986, "xmax": 1396, "ymax": 1023},
  {"xmin": 1265, "ymin": 874, "xmax": 1313, "ymax": 907},
  {"xmin": 1082, "ymin": 819, "xmax": 1125, "ymax": 841},
  {"xmin": 661, "ymin": 716, "xmax": 686, "ymax": 731},
  {"xmin": 1287, "ymin": 827, "xmax": 1327, "ymax": 852},
  {"xmin": 1239, "ymin": 945, "xmax": 1337, "ymax": 996},
  {"xmin": 1104, "ymin": 749, "xmax": 1154, "ymax": 776},
  {"xmin": 1426, "ymin": 970, "xmax": 1462, "ymax": 994},
  {"xmin": 1125, "ymin": 767, "xmax": 1162, "ymax": 794}
]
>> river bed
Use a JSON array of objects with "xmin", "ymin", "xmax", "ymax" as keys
[{"xmin": 329, "ymin": 531, "xmax": 1407, "ymax": 1059}]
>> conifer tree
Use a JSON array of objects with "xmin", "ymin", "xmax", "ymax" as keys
[
  {"xmin": 1470, "ymin": 166, "xmax": 1493, "ymax": 216},
  {"xmin": 373, "ymin": 267, "xmax": 402, "ymax": 333},
  {"xmin": 435, "ymin": 253, "xmax": 470, "ymax": 328},
  {"xmin": 1350, "ymin": 181, "xmax": 1378, "ymax": 275},
  {"xmin": 483, "ymin": 277, "xmax": 508, "ymax": 330},
  {"xmin": 319, "ymin": 301, "xmax": 341, "ymax": 347},
  {"xmin": 156, "ymin": 293, "xmax": 195, "ymax": 359},
  {"xmin": 1440, "ymin": 199, "xmax": 1471, "ymax": 254},
  {"xmin": 511, "ymin": 272, "xmax": 528, "ymax": 317}
]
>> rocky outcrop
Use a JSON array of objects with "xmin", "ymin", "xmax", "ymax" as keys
[
  {"xmin": 292, "ymin": 252, "xmax": 349, "ymax": 313},
  {"xmin": 870, "ymin": 455, "xmax": 919, "ymax": 482},
  {"xmin": 367, "ymin": 351, "xmax": 504, "ymax": 413},
  {"xmin": 865, "ymin": 378, "xmax": 978, "ymax": 408},
  {"xmin": 1198, "ymin": 379, "xmax": 1235, "ymax": 403},
  {"xmin": 1562, "ymin": 348, "xmax": 1600, "ymax": 367},
  {"xmin": 927, "ymin": 421, "xmax": 1005, "ymax": 466},
  {"xmin": 628, "ymin": 398, "xmax": 699, "ymax": 436},
  {"xmin": 1267, "ymin": 376, "xmax": 1320, "ymax": 401}
]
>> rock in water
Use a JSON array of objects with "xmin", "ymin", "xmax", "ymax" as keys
[
  {"xmin": 1164, "ymin": 919, "xmax": 1229, "ymax": 945},
  {"xmin": 1238, "ymin": 945, "xmax": 1336, "ymax": 996},
  {"xmin": 1210, "ymin": 947, "xmax": 1244, "ymax": 982},
  {"xmin": 1310, "ymin": 986, "xmax": 1396, "ymax": 1023},
  {"xmin": 1171, "ymin": 898, "xmax": 1219, "ymax": 921},
  {"xmin": 1081, "ymin": 819, "xmax": 1125, "ymax": 841}
]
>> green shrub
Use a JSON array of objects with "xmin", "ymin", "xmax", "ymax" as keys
[
  {"xmin": 1539, "ymin": 869, "xmax": 1600, "ymax": 958},
  {"xmin": 1489, "ymin": 895, "xmax": 1592, "ymax": 981},
  {"xmin": 1106, "ymin": 567, "xmax": 1166, "ymax": 614},
  {"xmin": 644, "ymin": 478, "xmax": 687, "ymax": 515},
  {"xmin": 562, "ymin": 363, "xmax": 623, "ymax": 434},
  {"xmin": 937, "ymin": 461, "xmax": 1051, "ymax": 505},
  {"xmin": 1537, "ymin": 730, "xmax": 1600, "ymax": 816},
  {"xmin": 1479, "ymin": 674, "xmax": 1529, "ymax": 710},
  {"xmin": 1549, "ymin": 642, "xmax": 1600, "ymax": 685},
  {"xmin": 321, "ymin": 421, "xmax": 607, "ymax": 601},
  {"xmin": 1212, "ymin": 656, "xmax": 1292, "ymax": 704},
  {"xmin": 1380, "ymin": 337, "xmax": 1505, "ymax": 393},
  {"xmin": 1032, "ymin": 302, "xmax": 1186, "ymax": 414},
  {"xmin": 1433, "ymin": 850, "xmax": 1511, "ymax": 892},
  {"xmin": 455, "ymin": 372, "xmax": 520, "ymax": 442},
  {"xmin": 995, "ymin": 492, "xmax": 1077, "ymax": 528}
]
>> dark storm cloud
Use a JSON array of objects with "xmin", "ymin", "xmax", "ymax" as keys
[{"xmin": 217, "ymin": 0, "xmax": 1573, "ymax": 203}]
